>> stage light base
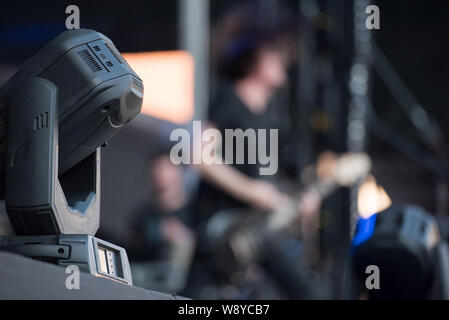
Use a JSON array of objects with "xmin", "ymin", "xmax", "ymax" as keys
[{"xmin": 0, "ymin": 234, "xmax": 133, "ymax": 285}]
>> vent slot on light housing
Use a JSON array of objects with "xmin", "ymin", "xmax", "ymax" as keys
[{"xmin": 78, "ymin": 49, "xmax": 102, "ymax": 73}]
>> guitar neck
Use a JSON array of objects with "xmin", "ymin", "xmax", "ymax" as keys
[{"xmin": 228, "ymin": 152, "xmax": 371, "ymax": 265}]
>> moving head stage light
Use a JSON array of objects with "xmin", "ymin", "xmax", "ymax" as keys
[
  {"xmin": 0, "ymin": 29, "xmax": 143, "ymax": 285},
  {"xmin": 352, "ymin": 204, "xmax": 449, "ymax": 299}
]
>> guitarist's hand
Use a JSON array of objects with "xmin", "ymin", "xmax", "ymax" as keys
[
  {"xmin": 247, "ymin": 180, "xmax": 290, "ymax": 212},
  {"xmin": 299, "ymin": 189, "xmax": 321, "ymax": 219}
]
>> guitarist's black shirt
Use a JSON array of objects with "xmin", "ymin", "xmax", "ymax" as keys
[{"xmin": 195, "ymin": 81, "xmax": 293, "ymax": 225}]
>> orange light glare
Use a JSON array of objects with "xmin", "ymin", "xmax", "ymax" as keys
[
  {"xmin": 122, "ymin": 51, "xmax": 194, "ymax": 124},
  {"xmin": 357, "ymin": 175, "xmax": 392, "ymax": 219}
]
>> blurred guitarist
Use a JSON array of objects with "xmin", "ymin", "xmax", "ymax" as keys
[{"xmin": 192, "ymin": 6, "xmax": 321, "ymax": 299}]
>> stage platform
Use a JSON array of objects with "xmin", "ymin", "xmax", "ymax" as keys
[{"xmin": 0, "ymin": 251, "xmax": 186, "ymax": 300}]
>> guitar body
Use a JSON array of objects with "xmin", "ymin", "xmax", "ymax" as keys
[
  {"xmin": 208, "ymin": 207, "xmax": 295, "ymax": 282},
  {"xmin": 212, "ymin": 208, "xmax": 267, "ymax": 281}
]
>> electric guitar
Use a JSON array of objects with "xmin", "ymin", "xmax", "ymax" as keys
[{"xmin": 205, "ymin": 152, "xmax": 372, "ymax": 276}]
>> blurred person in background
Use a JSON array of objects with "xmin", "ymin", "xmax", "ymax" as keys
[
  {"xmin": 129, "ymin": 153, "xmax": 196, "ymax": 293},
  {"xmin": 190, "ymin": 3, "xmax": 322, "ymax": 299},
  {"xmin": 131, "ymin": 154, "xmax": 195, "ymax": 258}
]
